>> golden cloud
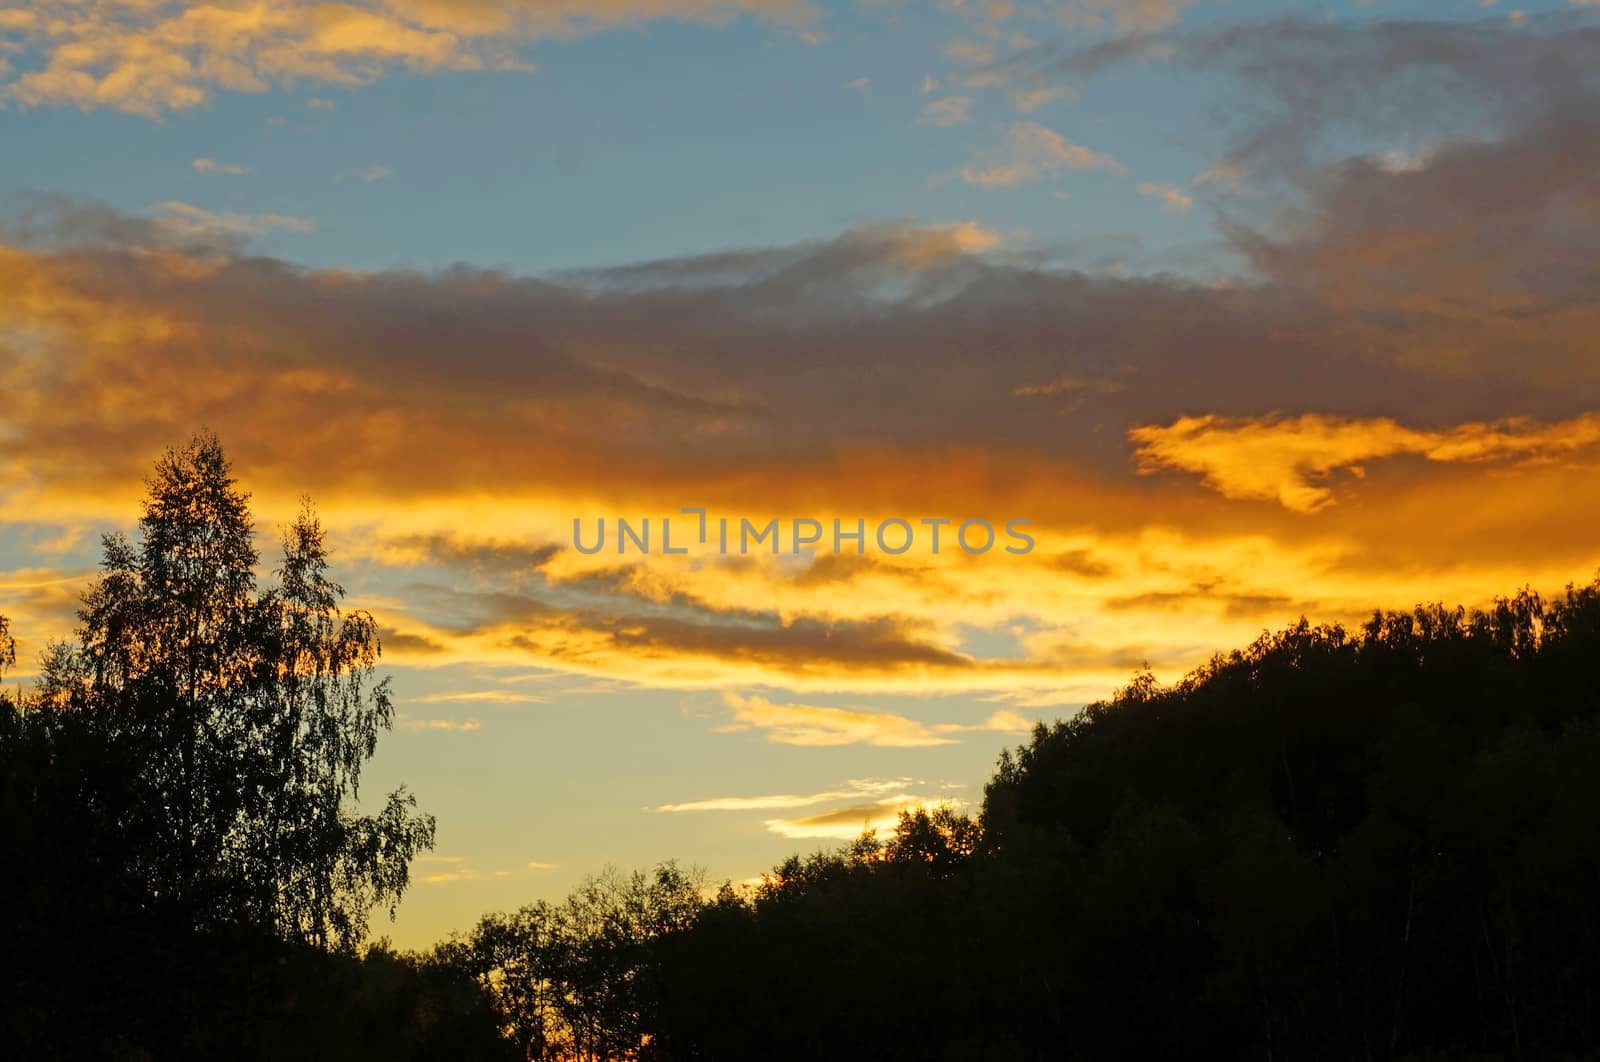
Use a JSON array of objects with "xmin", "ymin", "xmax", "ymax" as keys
[
  {"xmin": 1131, "ymin": 413, "xmax": 1600, "ymax": 513},
  {"xmin": 652, "ymin": 778, "xmax": 957, "ymax": 839},
  {"xmin": 396, "ymin": 715, "xmax": 483, "ymax": 731},
  {"xmin": 717, "ymin": 691, "xmax": 955, "ymax": 747},
  {"xmin": 763, "ymin": 795, "xmax": 957, "ymax": 839},
  {"xmin": 1, "ymin": 0, "xmax": 818, "ymax": 116},
  {"xmin": 653, "ymin": 778, "xmax": 916, "ymax": 814},
  {"xmin": 954, "ymin": 120, "xmax": 1125, "ymax": 188},
  {"xmin": 2, "ymin": 180, "xmax": 1599, "ymax": 702}
]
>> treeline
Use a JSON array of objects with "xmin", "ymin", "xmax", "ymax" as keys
[
  {"xmin": 5, "ymin": 436, "xmax": 1600, "ymax": 1059},
  {"xmin": 436, "ymin": 582, "xmax": 1600, "ymax": 1062}
]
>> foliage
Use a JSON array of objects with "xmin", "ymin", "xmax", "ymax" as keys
[
  {"xmin": 32, "ymin": 433, "xmax": 435, "ymax": 947},
  {"xmin": 437, "ymin": 862, "xmax": 704, "ymax": 1062},
  {"xmin": 1, "ymin": 434, "xmax": 447, "ymax": 1058},
  {"xmin": 638, "ymin": 581, "xmax": 1600, "ymax": 1061}
]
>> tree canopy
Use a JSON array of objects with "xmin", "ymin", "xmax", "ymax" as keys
[
  {"xmin": 2, "ymin": 434, "xmax": 444, "ymax": 1057},
  {"xmin": 627, "ymin": 583, "xmax": 1600, "ymax": 1061}
]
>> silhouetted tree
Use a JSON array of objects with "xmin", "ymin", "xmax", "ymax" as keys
[
  {"xmin": 2, "ymin": 436, "xmax": 459, "ymax": 1059},
  {"xmin": 633, "ymin": 579, "xmax": 1600, "ymax": 1062},
  {"xmin": 36, "ymin": 433, "xmax": 434, "ymax": 947},
  {"xmin": 439, "ymin": 862, "xmax": 704, "ymax": 1061}
]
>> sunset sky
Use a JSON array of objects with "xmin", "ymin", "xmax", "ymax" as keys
[{"xmin": 2, "ymin": 0, "xmax": 1598, "ymax": 948}]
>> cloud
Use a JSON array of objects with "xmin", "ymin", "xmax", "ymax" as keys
[
  {"xmin": 1075, "ymin": 0, "xmax": 1192, "ymax": 34},
  {"xmin": 1153, "ymin": 16, "xmax": 1597, "ymax": 175},
  {"xmin": 1011, "ymin": 85, "xmax": 1072, "ymax": 112},
  {"xmin": 1137, "ymin": 181, "xmax": 1192, "ymax": 212},
  {"xmin": 946, "ymin": 39, "xmax": 995, "ymax": 65},
  {"xmin": 0, "ymin": 0, "xmax": 819, "ymax": 117},
  {"xmin": 1131, "ymin": 413, "xmax": 1600, "ymax": 512},
  {"xmin": 1013, "ymin": 374, "xmax": 1126, "ymax": 399},
  {"xmin": 412, "ymin": 690, "xmax": 549, "ymax": 704},
  {"xmin": 953, "ymin": 120, "xmax": 1124, "ymax": 187},
  {"xmin": 762, "ymin": 799, "xmax": 927, "ymax": 839},
  {"xmin": 0, "ymin": 14, "xmax": 1594, "ymax": 730},
  {"xmin": 572, "ymin": 218, "xmax": 1000, "ymax": 288},
  {"xmin": 1230, "ymin": 112, "xmax": 1600, "ymax": 388},
  {"xmin": 415, "ymin": 854, "xmax": 483, "ymax": 882},
  {"xmin": 654, "ymin": 778, "xmax": 916, "ymax": 813},
  {"xmin": 5, "ymin": 96, "xmax": 1600, "ymax": 704},
  {"xmin": 397, "ymin": 715, "xmax": 484, "ymax": 731},
  {"xmin": 717, "ymin": 691, "xmax": 955, "ymax": 746},
  {"xmin": 192, "ymin": 158, "xmax": 251, "ymax": 176},
  {"xmin": 917, "ymin": 95, "xmax": 973, "ymax": 126},
  {"xmin": 1192, "ymin": 159, "xmax": 1245, "ymax": 192},
  {"xmin": 845, "ymin": 76, "xmax": 871, "ymax": 91},
  {"xmin": 148, "ymin": 201, "xmax": 315, "ymax": 240},
  {"xmin": 337, "ymin": 164, "xmax": 392, "ymax": 183},
  {"xmin": 932, "ymin": 709, "xmax": 1035, "ymax": 735},
  {"xmin": 652, "ymin": 777, "xmax": 955, "ymax": 839}
]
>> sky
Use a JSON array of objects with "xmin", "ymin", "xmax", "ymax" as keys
[{"xmin": 2, "ymin": 0, "xmax": 1599, "ymax": 949}]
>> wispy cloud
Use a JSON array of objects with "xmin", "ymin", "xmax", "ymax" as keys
[
  {"xmin": 1193, "ymin": 160, "xmax": 1245, "ymax": 192},
  {"xmin": 149, "ymin": 201, "xmax": 315, "ymax": 240},
  {"xmin": 950, "ymin": 121, "xmax": 1124, "ymax": 188},
  {"xmin": 1013, "ymin": 374, "xmax": 1126, "ymax": 399},
  {"xmin": 191, "ymin": 158, "xmax": 251, "ymax": 176},
  {"xmin": 652, "ymin": 778, "xmax": 957, "ymax": 839},
  {"xmin": 1011, "ymin": 85, "xmax": 1072, "ymax": 113},
  {"xmin": 417, "ymin": 855, "xmax": 481, "ymax": 883},
  {"xmin": 917, "ymin": 95, "xmax": 973, "ymax": 126},
  {"xmin": 413, "ymin": 690, "xmax": 550, "ymax": 704},
  {"xmin": 1137, "ymin": 181, "xmax": 1193, "ymax": 212},
  {"xmin": 653, "ymin": 778, "xmax": 917, "ymax": 813},
  {"xmin": 337, "ymin": 164, "xmax": 392, "ymax": 184},
  {"xmin": 932, "ymin": 709, "xmax": 1035, "ymax": 735},
  {"xmin": 762, "ymin": 799, "xmax": 923, "ymax": 839},
  {"xmin": 716, "ymin": 691, "xmax": 955, "ymax": 747},
  {"xmin": 397, "ymin": 715, "xmax": 483, "ymax": 732},
  {"xmin": 1132, "ymin": 413, "xmax": 1600, "ymax": 513}
]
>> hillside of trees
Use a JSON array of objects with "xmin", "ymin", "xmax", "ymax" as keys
[{"xmin": 4, "ymin": 435, "xmax": 1599, "ymax": 1059}]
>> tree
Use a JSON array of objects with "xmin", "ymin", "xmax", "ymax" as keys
[
  {"xmin": 0, "ymin": 613, "xmax": 14, "ymax": 680},
  {"xmin": 41, "ymin": 432, "xmax": 434, "ymax": 949},
  {"xmin": 440, "ymin": 862, "xmax": 705, "ymax": 1061},
  {"xmin": 634, "ymin": 578, "xmax": 1600, "ymax": 1061}
]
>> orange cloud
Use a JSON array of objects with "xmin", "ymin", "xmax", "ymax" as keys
[
  {"xmin": 396, "ymin": 716, "xmax": 483, "ymax": 732},
  {"xmin": 1137, "ymin": 181, "xmax": 1192, "ymax": 212},
  {"xmin": 954, "ymin": 121, "xmax": 1125, "ymax": 187},
  {"xmin": 3, "ymin": 190, "xmax": 1600, "ymax": 702},
  {"xmin": 1, "ymin": 0, "xmax": 818, "ymax": 116},
  {"xmin": 717, "ymin": 691, "xmax": 956, "ymax": 747},
  {"xmin": 654, "ymin": 778, "xmax": 915, "ymax": 813},
  {"xmin": 1131, "ymin": 413, "xmax": 1600, "ymax": 512},
  {"xmin": 651, "ymin": 778, "xmax": 958, "ymax": 839}
]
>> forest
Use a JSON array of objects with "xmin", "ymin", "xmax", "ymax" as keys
[{"xmin": 4, "ymin": 436, "xmax": 1599, "ymax": 1060}]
